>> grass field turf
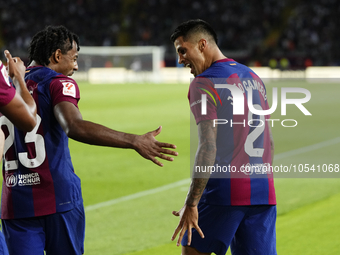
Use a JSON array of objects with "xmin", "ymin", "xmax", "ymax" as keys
[{"xmin": 68, "ymin": 80, "xmax": 339, "ymax": 254}]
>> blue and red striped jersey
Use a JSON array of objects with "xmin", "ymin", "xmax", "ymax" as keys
[
  {"xmin": 0, "ymin": 66, "xmax": 83, "ymax": 219},
  {"xmin": 189, "ymin": 58, "xmax": 276, "ymax": 206}
]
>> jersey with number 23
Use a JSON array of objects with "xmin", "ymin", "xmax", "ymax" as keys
[{"xmin": 0, "ymin": 66, "xmax": 82, "ymax": 219}]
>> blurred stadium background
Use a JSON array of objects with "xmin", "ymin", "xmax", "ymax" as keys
[
  {"xmin": 0, "ymin": 1, "xmax": 340, "ymax": 255},
  {"xmin": 1, "ymin": 0, "xmax": 340, "ymax": 69}
]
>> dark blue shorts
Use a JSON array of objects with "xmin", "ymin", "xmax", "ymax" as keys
[
  {"xmin": 182, "ymin": 203, "xmax": 277, "ymax": 255},
  {"xmin": 0, "ymin": 230, "xmax": 9, "ymax": 255},
  {"xmin": 2, "ymin": 202, "xmax": 85, "ymax": 255}
]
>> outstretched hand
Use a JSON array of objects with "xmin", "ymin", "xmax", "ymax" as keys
[
  {"xmin": 171, "ymin": 205, "xmax": 204, "ymax": 247},
  {"xmin": 4, "ymin": 50, "xmax": 26, "ymax": 80},
  {"xmin": 134, "ymin": 126, "xmax": 178, "ymax": 167}
]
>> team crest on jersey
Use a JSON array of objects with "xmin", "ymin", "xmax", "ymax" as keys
[
  {"xmin": 0, "ymin": 61, "xmax": 11, "ymax": 86},
  {"xmin": 62, "ymin": 81, "xmax": 76, "ymax": 97},
  {"xmin": 6, "ymin": 174, "xmax": 17, "ymax": 187}
]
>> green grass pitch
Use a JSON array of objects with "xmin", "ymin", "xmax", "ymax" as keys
[{"xmin": 9, "ymin": 79, "xmax": 340, "ymax": 254}]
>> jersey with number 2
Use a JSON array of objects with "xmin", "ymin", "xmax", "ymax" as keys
[
  {"xmin": 189, "ymin": 58, "xmax": 276, "ymax": 206},
  {"xmin": 0, "ymin": 66, "xmax": 83, "ymax": 219}
]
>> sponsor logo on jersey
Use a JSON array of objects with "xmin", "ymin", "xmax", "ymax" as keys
[
  {"xmin": 6, "ymin": 174, "xmax": 17, "ymax": 187},
  {"xmin": 192, "ymin": 84, "xmax": 222, "ymax": 115},
  {"xmin": 197, "ymin": 87, "xmax": 222, "ymax": 107},
  {"xmin": 62, "ymin": 81, "xmax": 76, "ymax": 97},
  {"xmin": 17, "ymin": 173, "xmax": 41, "ymax": 186}
]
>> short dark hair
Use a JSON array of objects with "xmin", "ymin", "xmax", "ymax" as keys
[
  {"xmin": 28, "ymin": 25, "xmax": 80, "ymax": 66},
  {"xmin": 170, "ymin": 19, "xmax": 218, "ymax": 44}
]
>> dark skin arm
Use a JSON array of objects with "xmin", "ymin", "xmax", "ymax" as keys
[
  {"xmin": 171, "ymin": 119, "xmax": 217, "ymax": 246},
  {"xmin": 0, "ymin": 50, "xmax": 37, "ymax": 132},
  {"xmin": 54, "ymin": 101, "xmax": 178, "ymax": 167}
]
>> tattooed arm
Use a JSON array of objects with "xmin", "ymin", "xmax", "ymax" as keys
[
  {"xmin": 171, "ymin": 120, "xmax": 217, "ymax": 246},
  {"xmin": 186, "ymin": 120, "xmax": 217, "ymax": 206}
]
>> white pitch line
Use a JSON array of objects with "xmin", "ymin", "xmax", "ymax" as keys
[
  {"xmin": 85, "ymin": 178, "xmax": 190, "ymax": 212},
  {"xmin": 274, "ymin": 137, "xmax": 340, "ymax": 160},
  {"xmin": 85, "ymin": 137, "xmax": 340, "ymax": 212}
]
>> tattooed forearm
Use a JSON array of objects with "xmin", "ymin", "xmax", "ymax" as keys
[
  {"xmin": 185, "ymin": 120, "xmax": 217, "ymax": 207},
  {"xmin": 186, "ymin": 178, "xmax": 209, "ymax": 207}
]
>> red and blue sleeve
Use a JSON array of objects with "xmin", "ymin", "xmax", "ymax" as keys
[
  {"xmin": 49, "ymin": 76, "xmax": 80, "ymax": 108},
  {"xmin": 188, "ymin": 77, "xmax": 219, "ymax": 125}
]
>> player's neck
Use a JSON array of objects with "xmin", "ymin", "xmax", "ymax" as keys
[{"xmin": 210, "ymin": 48, "xmax": 227, "ymax": 65}]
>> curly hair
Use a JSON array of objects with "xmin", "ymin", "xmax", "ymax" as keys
[{"xmin": 28, "ymin": 25, "xmax": 80, "ymax": 66}]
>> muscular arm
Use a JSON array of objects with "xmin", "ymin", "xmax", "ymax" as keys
[
  {"xmin": 54, "ymin": 101, "xmax": 177, "ymax": 166},
  {"xmin": 0, "ymin": 93, "xmax": 37, "ymax": 132},
  {"xmin": 0, "ymin": 50, "xmax": 37, "ymax": 132},
  {"xmin": 186, "ymin": 119, "xmax": 217, "ymax": 207}
]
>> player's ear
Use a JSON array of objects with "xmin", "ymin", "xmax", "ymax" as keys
[
  {"xmin": 198, "ymin": 39, "xmax": 207, "ymax": 52},
  {"xmin": 51, "ymin": 49, "xmax": 63, "ymax": 64}
]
